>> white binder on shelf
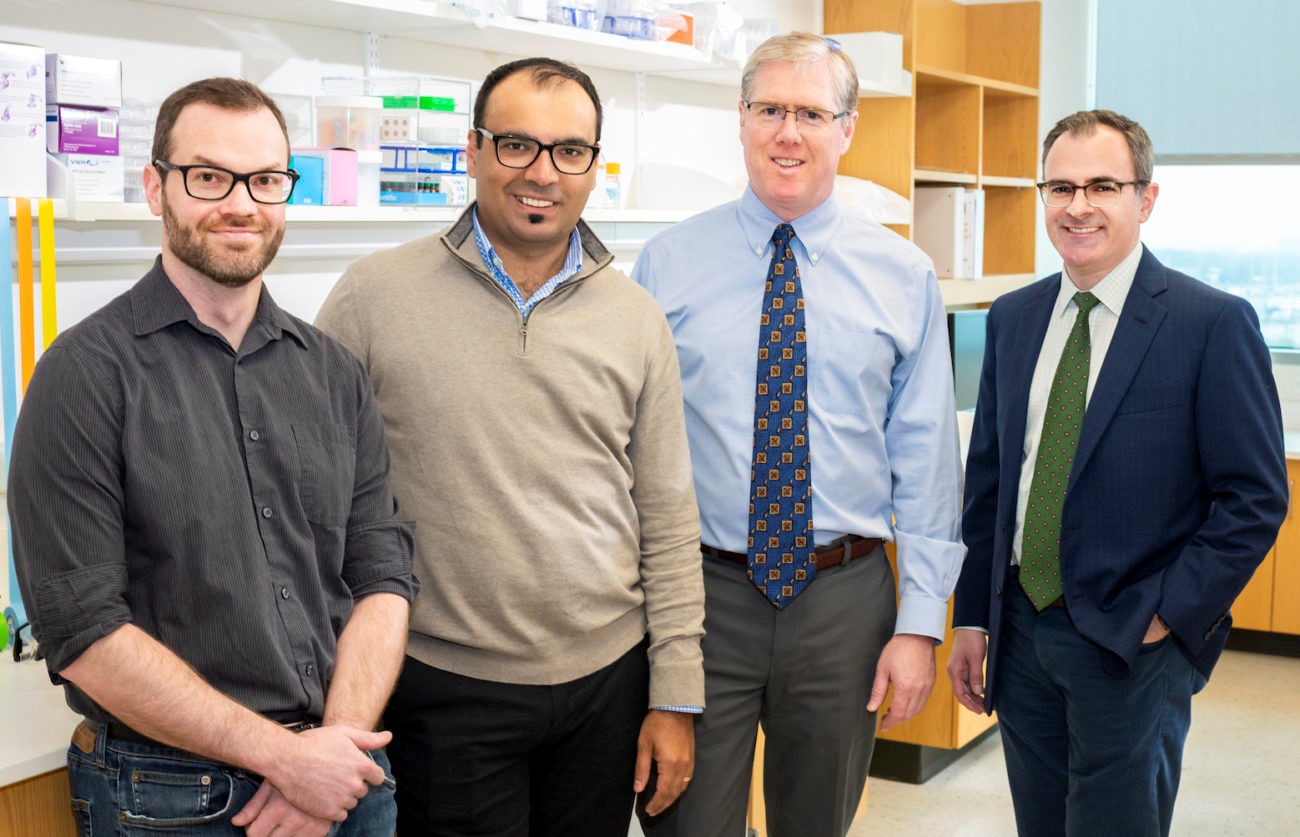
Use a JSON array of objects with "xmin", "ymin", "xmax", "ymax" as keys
[{"xmin": 913, "ymin": 185, "xmax": 985, "ymax": 280}]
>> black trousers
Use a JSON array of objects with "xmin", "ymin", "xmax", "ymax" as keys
[{"xmin": 384, "ymin": 639, "xmax": 649, "ymax": 837}]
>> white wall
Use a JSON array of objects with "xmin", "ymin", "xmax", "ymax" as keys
[{"xmin": 1034, "ymin": 0, "xmax": 1095, "ymax": 279}]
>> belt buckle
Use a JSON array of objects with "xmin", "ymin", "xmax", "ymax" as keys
[{"xmin": 282, "ymin": 720, "xmax": 319, "ymax": 733}]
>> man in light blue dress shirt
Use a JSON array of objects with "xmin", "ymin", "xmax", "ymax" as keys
[{"xmin": 632, "ymin": 31, "xmax": 966, "ymax": 837}]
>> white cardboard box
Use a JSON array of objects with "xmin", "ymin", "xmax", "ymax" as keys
[
  {"xmin": 914, "ymin": 185, "xmax": 984, "ymax": 279},
  {"xmin": 52, "ymin": 153, "xmax": 124, "ymax": 202},
  {"xmin": 829, "ymin": 32, "xmax": 904, "ymax": 90},
  {"xmin": 45, "ymin": 53, "xmax": 122, "ymax": 107},
  {"xmin": 0, "ymin": 41, "xmax": 48, "ymax": 197}
]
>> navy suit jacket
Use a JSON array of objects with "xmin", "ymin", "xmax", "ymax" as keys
[{"xmin": 954, "ymin": 247, "xmax": 1288, "ymax": 712}]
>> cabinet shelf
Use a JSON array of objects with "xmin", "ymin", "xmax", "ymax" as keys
[
  {"xmin": 980, "ymin": 175, "xmax": 1036, "ymax": 188},
  {"xmin": 914, "ymin": 169, "xmax": 978, "ymax": 185},
  {"xmin": 939, "ymin": 273, "xmax": 1037, "ymax": 309},
  {"xmin": 915, "ymin": 65, "xmax": 1038, "ymax": 97},
  {"xmin": 27, "ymin": 200, "xmax": 699, "ymax": 226}
]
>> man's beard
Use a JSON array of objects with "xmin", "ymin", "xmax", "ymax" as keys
[{"xmin": 162, "ymin": 196, "xmax": 285, "ymax": 288}]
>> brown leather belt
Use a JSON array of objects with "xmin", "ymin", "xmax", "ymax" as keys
[{"xmin": 701, "ymin": 535, "xmax": 884, "ymax": 572}]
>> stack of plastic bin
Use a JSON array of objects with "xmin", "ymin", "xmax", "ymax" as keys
[{"xmin": 118, "ymin": 100, "xmax": 158, "ymax": 203}]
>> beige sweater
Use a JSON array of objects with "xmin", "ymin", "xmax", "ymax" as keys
[{"xmin": 317, "ymin": 209, "xmax": 705, "ymax": 707}]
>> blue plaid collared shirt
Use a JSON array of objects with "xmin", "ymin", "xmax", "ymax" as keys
[{"xmin": 471, "ymin": 206, "xmax": 583, "ymax": 317}]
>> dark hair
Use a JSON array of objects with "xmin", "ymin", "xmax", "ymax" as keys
[
  {"xmin": 1042, "ymin": 109, "xmax": 1154, "ymax": 186},
  {"xmin": 472, "ymin": 58, "xmax": 603, "ymax": 144},
  {"xmin": 151, "ymin": 77, "xmax": 290, "ymax": 165}
]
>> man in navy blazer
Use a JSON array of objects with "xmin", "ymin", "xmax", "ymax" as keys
[{"xmin": 948, "ymin": 109, "xmax": 1287, "ymax": 837}]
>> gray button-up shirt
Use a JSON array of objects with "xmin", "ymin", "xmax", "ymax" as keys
[{"xmin": 9, "ymin": 258, "xmax": 418, "ymax": 724}]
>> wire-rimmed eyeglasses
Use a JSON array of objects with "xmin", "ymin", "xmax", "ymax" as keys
[
  {"xmin": 742, "ymin": 101, "xmax": 851, "ymax": 131},
  {"xmin": 1036, "ymin": 180, "xmax": 1147, "ymax": 208}
]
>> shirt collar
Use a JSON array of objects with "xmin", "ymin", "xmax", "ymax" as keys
[
  {"xmin": 130, "ymin": 256, "xmax": 305, "ymax": 346},
  {"xmin": 470, "ymin": 206, "xmax": 583, "ymax": 284},
  {"xmin": 1053, "ymin": 242, "xmax": 1144, "ymax": 319},
  {"xmin": 738, "ymin": 186, "xmax": 841, "ymax": 267}
]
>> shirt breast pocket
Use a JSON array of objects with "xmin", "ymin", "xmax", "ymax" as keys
[
  {"xmin": 293, "ymin": 422, "xmax": 356, "ymax": 527},
  {"xmin": 809, "ymin": 327, "xmax": 895, "ymax": 415}
]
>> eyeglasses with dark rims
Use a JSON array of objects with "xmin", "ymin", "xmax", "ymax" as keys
[
  {"xmin": 153, "ymin": 160, "xmax": 300, "ymax": 204},
  {"xmin": 473, "ymin": 128, "xmax": 600, "ymax": 175}
]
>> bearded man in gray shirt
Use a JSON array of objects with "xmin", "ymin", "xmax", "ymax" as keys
[{"xmin": 9, "ymin": 77, "xmax": 417, "ymax": 837}]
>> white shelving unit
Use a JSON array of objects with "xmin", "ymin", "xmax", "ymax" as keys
[{"xmin": 129, "ymin": 0, "xmax": 911, "ymax": 95}]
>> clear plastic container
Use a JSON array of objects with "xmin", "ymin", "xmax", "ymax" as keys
[
  {"xmin": 315, "ymin": 95, "xmax": 383, "ymax": 151},
  {"xmin": 547, "ymin": 0, "xmax": 600, "ymax": 30},
  {"xmin": 601, "ymin": 0, "xmax": 656, "ymax": 39}
]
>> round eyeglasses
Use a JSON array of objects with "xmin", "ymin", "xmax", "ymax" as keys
[
  {"xmin": 154, "ymin": 160, "xmax": 300, "ymax": 204},
  {"xmin": 743, "ymin": 101, "xmax": 851, "ymax": 132},
  {"xmin": 474, "ymin": 128, "xmax": 600, "ymax": 175},
  {"xmin": 1037, "ymin": 180, "xmax": 1147, "ymax": 208}
]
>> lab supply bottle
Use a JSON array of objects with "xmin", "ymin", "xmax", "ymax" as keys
[{"xmin": 604, "ymin": 161, "xmax": 622, "ymax": 208}]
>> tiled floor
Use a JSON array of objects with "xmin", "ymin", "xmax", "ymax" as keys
[
  {"xmin": 631, "ymin": 647, "xmax": 1300, "ymax": 836},
  {"xmin": 851, "ymin": 648, "xmax": 1300, "ymax": 836}
]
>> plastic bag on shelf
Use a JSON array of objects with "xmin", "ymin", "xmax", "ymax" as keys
[
  {"xmin": 834, "ymin": 175, "xmax": 910, "ymax": 226},
  {"xmin": 440, "ymin": 0, "xmax": 508, "ymax": 26}
]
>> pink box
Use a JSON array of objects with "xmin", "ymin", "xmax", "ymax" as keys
[
  {"xmin": 289, "ymin": 147, "xmax": 357, "ymax": 206},
  {"xmin": 47, "ymin": 104, "xmax": 119, "ymax": 155}
]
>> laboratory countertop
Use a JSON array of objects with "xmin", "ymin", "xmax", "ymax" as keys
[{"xmin": 0, "ymin": 656, "xmax": 78, "ymax": 787}]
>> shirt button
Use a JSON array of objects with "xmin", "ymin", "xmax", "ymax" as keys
[
  {"xmin": 262, "ymin": 507, "xmax": 273, "ymax": 519},
  {"xmin": 280, "ymin": 587, "xmax": 290, "ymax": 600},
  {"xmin": 248, "ymin": 429, "xmax": 260, "ymax": 441},
  {"xmin": 305, "ymin": 664, "xmax": 315, "ymax": 676}
]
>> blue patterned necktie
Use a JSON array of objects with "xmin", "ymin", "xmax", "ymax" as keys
[
  {"xmin": 1019, "ymin": 291, "xmax": 1102, "ymax": 609},
  {"xmin": 746, "ymin": 223, "xmax": 814, "ymax": 609}
]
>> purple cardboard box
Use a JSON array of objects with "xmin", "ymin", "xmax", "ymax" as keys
[{"xmin": 46, "ymin": 104, "xmax": 119, "ymax": 155}]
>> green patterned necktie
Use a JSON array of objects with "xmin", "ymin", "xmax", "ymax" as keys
[
  {"xmin": 746, "ymin": 223, "xmax": 813, "ymax": 608},
  {"xmin": 1019, "ymin": 291, "xmax": 1101, "ymax": 610}
]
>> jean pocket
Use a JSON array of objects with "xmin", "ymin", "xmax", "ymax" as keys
[
  {"xmin": 115, "ymin": 753, "xmax": 239, "ymax": 831},
  {"xmin": 71, "ymin": 797, "xmax": 92, "ymax": 836}
]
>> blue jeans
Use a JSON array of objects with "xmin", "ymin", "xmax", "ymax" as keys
[
  {"xmin": 67, "ymin": 721, "xmax": 396, "ymax": 835},
  {"xmin": 996, "ymin": 577, "xmax": 1206, "ymax": 837}
]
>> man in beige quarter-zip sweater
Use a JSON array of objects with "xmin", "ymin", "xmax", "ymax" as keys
[{"xmin": 316, "ymin": 57, "xmax": 705, "ymax": 837}]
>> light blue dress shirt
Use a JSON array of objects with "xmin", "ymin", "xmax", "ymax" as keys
[{"xmin": 631, "ymin": 187, "xmax": 966, "ymax": 639}]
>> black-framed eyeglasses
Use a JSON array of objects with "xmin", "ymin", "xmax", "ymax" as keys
[
  {"xmin": 154, "ymin": 160, "xmax": 300, "ymax": 204},
  {"xmin": 473, "ymin": 128, "xmax": 600, "ymax": 175},
  {"xmin": 742, "ymin": 100, "xmax": 851, "ymax": 131},
  {"xmin": 1036, "ymin": 180, "xmax": 1147, "ymax": 208}
]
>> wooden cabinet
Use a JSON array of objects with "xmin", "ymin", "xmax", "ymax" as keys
[
  {"xmin": 1235, "ymin": 458, "xmax": 1300, "ymax": 635},
  {"xmin": 814, "ymin": 0, "xmax": 1042, "ymax": 756},
  {"xmin": 0, "ymin": 770, "xmax": 76, "ymax": 837},
  {"xmin": 873, "ymin": 546, "xmax": 997, "ymax": 753},
  {"xmin": 824, "ymin": 0, "xmax": 1042, "ymax": 307}
]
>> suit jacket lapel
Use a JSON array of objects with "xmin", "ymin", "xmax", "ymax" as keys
[
  {"xmin": 1071, "ymin": 248, "xmax": 1169, "ymax": 486},
  {"xmin": 1002, "ymin": 279, "xmax": 1058, "ymax": 488}
]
